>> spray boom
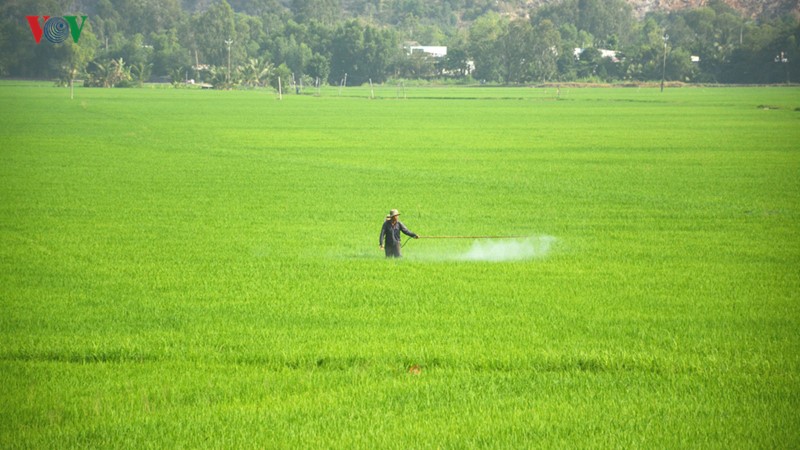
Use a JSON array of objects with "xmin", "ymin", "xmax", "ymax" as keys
[
  {"xmin": 403, "ymin": 235, "xmax": 528, "ymax": 248},
  {"xmin": 419, "ymin": 235, "xmax": 528, "ymax": 239}
]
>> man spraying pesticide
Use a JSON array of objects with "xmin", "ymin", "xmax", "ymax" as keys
[
  {"xmin": 379, "ymin": 209, "xmax": 419, "ymax": 258},
  {"xmin": 379, "ymin": 209, "xmax": 537, "ymax": 260}
]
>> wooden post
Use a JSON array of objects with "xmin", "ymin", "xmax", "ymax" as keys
[
  {"xmin": 339, "ymin": 73, "xmax": 347, "ymax": 96},
  {"xmin": 278, "ymin": 76, "xmax": 282, "ymax": 100}
]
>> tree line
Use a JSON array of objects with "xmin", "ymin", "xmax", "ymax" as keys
[{"xmin": 1, "ymin": 0, "xmax": 797, "ymax": 88}]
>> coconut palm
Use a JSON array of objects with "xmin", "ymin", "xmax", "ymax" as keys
[
  {"xmin": 240, "ymin": 58, "xmax": 273, "ymax": 88},
  {"xmin": 130, "ymin": 62, "xmax": 153, "ymax": 87}
]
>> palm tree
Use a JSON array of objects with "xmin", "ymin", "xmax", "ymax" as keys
[
  {"xmin": 169, "ymin": 67, "xmax": 185, "ymax": 86},
  {"xmin": 130, "ymin": 62, "xmax": 153, "ymax": 87},
  {"xmin": 107, "ymin": 58, "xmax": 131, "ymax": 87},
  {"xmin": 240, "ymin": 58, "xmax": 273, "ymax": 88},
  {"xmin": 88, "ymin": 60, "xmax": 111, "ymax": 87}
]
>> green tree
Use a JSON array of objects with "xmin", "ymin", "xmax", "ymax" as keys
[
  {"xmin": 193, "ymin": 0, "xmax": 236, "ymax": 66},
  {"xmin": 130, "ymin": 62, "xmax": 154, "ymax": 86},
  {"xmin": 111, "ymin": 33, "xmax": 152, "ymax": 68},
  {"xmin": 86, "ymin": 57, "xmax": 131, "ymax": 88},
  {"xmin": 284, "ymin": 37, "xmax": 313, "ymax": 78},
  {"xmin": 498, "ymin": 19, "xmax": 533, "ymax": 83},
  {"xmin": 306, "ymin": 52, "xmax": 331, "ymax": 83},
  {"xmin": 399, "ymin": 50, "xmax": 437, "ymax": 79},
  {"xmin": 440, "ymin": 47, "xmax": 470, "ymax": 78},
  {"xmin": 576, "ymin": 0, "xmax": 634, "ymax": 48},
  {"xmin": 54, "ymin": 29, "xmax": 98, "ymax": 88},
  {"xmin": 625, "ymin": 17, "xmax": 667, "ymax": 81},
  {"xmin": 665, "ymin": 47, "xmax": 696, "ymax": 82},
  {"xmin": 725, "ymin": 18, "xmax": 798, "ymax": 83},
  {"xmin": 111, "ymin": 0, "xmax": 182, "ymax": 38},
  {"xmin": 330, "ymin": 20, "xmax": 398, "ymax": 85},
  {"xmin": 530, "ymin": 19, "xmax": 561, "ymax": 82},
  {"xmin": 270, "ymin": 63, "xmax": 293, "ymax": 90},
  {"xmin": 92, "ymin": 0, "xmax": 122, "ymax": 54},
  {"xmin": 169, "ymin": 67, "xmax": 185, "ymax": 85},
  {"xmin": 0, "ymin": 0, "xmax": 63, "ymax": 78},
  {"xmin": 291, "ymin": 0, "xmax": 342, "ymax": 25},
  {"xmin": 575, "ymin": 47, "xmax": 601, "ymax": 78},
  {"xmin": 240, "ymin": 58, "xmax": 273, "ymax": 87},
  {"xmin": 468, "ymin": 13, "xmax": 506, "ymax": 82},
  {"xmin": 234, "ymin": 13, "xmax": 265, "ymax": 61},
  {"xmin": 151, "ymin": 29, "xmax": 191, "ymax": 77}
]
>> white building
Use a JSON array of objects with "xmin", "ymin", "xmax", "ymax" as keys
[
  {"xmin": 573, "ymin": 48, "xmax": 620, "ymax": 63},
  {"xmin": 407, "ymin": 45, "xmax": 448, "ymax": 58}
]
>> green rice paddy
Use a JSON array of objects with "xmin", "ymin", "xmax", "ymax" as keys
[{"xmin": 1, "ymin": 82, "xmax": 799, "ymax": 447}]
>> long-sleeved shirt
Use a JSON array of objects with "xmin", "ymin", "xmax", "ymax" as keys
[{"xmin": 380, "ymin": 220, "xmax": 417, "ymax": 246}]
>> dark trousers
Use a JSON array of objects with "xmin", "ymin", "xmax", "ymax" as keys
[{"xmin": 384, "ymin": 243, "xmax": 402, "ymax": 258}]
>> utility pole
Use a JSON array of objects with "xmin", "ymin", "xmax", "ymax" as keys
[
  {"xmin": 225, "ymin": 39, "xmax": 233, "ymax": 87},
  {"xmin": 660, "ymin": 34, "xmax": 669, "ymax": 93},
  {"xmin": 775, "ymin": 52, "xmax": 789, "ymax": 84}
]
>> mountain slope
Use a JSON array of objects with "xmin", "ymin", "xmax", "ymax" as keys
[{"xmin": 515, "ymin": 0, "xmax": 797, "ymax": 20}]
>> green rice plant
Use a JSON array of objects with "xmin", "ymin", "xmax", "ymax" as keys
[{"xmin": 1, "ymin": 82, "xmax": 798, "ymax": 448}]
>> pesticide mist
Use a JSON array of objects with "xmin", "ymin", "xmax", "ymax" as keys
[
  {"xmin": 413, "ymin": 236, "xmax": 557, "ymax": 262},
  {"xmin": 458, "ymin": 236, "xmax": 556, "ymax": 262}
]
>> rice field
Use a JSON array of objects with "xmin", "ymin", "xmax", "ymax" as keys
[{"xmin": 1, "ymin": 82, "xmax": 799, "ymax": 448}]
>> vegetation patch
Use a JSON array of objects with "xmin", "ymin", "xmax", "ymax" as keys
[{"xmin": 1, "ymin": 84, "xmax": 798, "ymax": 448}]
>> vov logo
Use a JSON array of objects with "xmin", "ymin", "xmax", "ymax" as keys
[{"xmin": 26, "ymin": 16, "xmax": 88, "ymax": 44}]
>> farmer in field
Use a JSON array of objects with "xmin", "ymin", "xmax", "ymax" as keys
[{"xmin": 380, "ymin": 209, "xmax": 419, "ymax": 258}]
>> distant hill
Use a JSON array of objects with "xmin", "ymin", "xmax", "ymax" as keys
[
  {"xmin": 522, "ymin": 0, "xmax": 800, "ymax": 20},
  {"xmin": 627, "ymin": 0, "xmax": 798, "ymax": 19}
]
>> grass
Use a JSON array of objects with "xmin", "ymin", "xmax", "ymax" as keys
[{"xmin": 1, "ymin": 82, "xmax": 799, "ymax": 448}]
